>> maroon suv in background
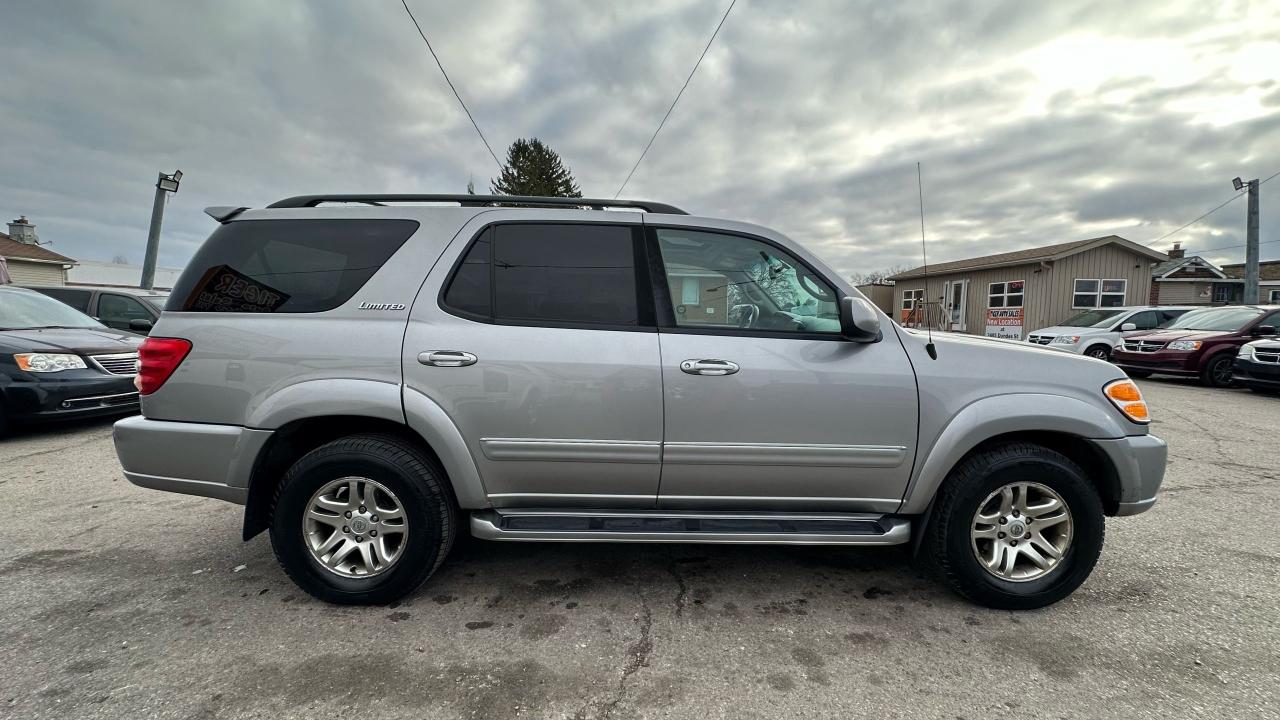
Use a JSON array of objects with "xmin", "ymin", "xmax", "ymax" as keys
[{"xmin": 1111, "ymin": 305, "xmax": 1280, "ymax": 387}]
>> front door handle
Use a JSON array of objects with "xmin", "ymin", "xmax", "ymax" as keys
[
  {"xmin": 418, "ymin": 351, "xmax": 477, "ymax": 367},
  {"xmin": 680, "ymin": 359, "xmax": 739, "ymax": 376}
]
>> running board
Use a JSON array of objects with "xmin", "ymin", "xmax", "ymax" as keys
[{"xmin": 469, "ymin": 509, "xmax": 911, "ymax": 545}]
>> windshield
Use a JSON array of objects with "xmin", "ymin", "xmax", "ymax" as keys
[
  {"xmin": 139, "ymin": 294, "xmax": 169, "ymax": 312},
  {"xmin": 1165, "ymin": 306, "xmax": 1263, "ymax": 332},
  {"xmin": 0, "ymin": 290, "xmax": 105, "ymax": 330},
  {"xmin": 1059, "ymin": 309, "xmax": 1127, "ymax": 328}
]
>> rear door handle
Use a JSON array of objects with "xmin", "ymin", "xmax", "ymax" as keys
[
  {"xmin": 680, "ymin": 359, "xmax": 739, "ymax": 376},
  {"xmin": 418, "ymin": 351, "xmax": 477, "ymax": 367}
]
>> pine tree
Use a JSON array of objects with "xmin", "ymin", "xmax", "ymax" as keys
[{"xmin": 490, "ymin": 138, "xmax": 582, "ymax": 197}]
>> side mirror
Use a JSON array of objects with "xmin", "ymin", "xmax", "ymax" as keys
[
  {"xmin": 840, "ymin": 297, "xmax": 881, "ymax": 342},
  {"xmin": 1254, "ymin": 325, "xmax": 1277, "ymax": 337},
  {"xmin": 1120, "ymin": 322, "xmax": 1137, "ymax": 332},
  {"xmin": 129, "ymin": 318, "xmax": 154, "ymax": 333}
]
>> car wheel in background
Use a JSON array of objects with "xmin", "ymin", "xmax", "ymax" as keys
[
  {"xmin": 1084, "ymin": 345, "xmax": 1112, "ymax": 361},
  {"xmin": 269, "ymin": 433, "xmax": 457, "ymax": 604},
  {"xmin": 925, "ymin": 442, "xmax": 1104, "ymax": 610},
  {"xmin": 0, "ymin": 403, "xmax": 8, "ymax": 438},
  {"xmin": 1200, "ymin": 353, "xmax": 1235, "ymax": 388}
]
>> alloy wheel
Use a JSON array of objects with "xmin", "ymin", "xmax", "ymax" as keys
[
  {"xmin": 970, "ymin": 482, "xmax": 1073, "ymax": 582},
  {"xmin": 1087, "ymin": 347, "xmax": 1111, "ymax": 360},
  {"xmin": 303, "ymin": 477, "xmax": 408, "ymax": 578},
  {"xmin": 1211, "ymin": 358, "xmax": 1233, "ymax": 386}
]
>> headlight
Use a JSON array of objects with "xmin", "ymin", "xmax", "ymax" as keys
[
  {"xmin": 1238, "ymin": 345, "xmax": 1256, "ymax": 360},
  {"xmin": 1051, "ymin": 335, "xmax": 1081, "ymax": 344},
  {"xmin": 14, "ymin": 353, "xmax": 88, "ymax": 373},
  {"xmin": 1104, "ymin": 379, "xmax": 1150, "ymax": 424},
  {"xmin": 1167, "ymin": 340, "xmax": 1202, "ymax": 351}
]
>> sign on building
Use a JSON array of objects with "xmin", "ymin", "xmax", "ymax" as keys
[{"xmin": 985, "ymin": 307, "xmax": 1023, "ymax": 340}]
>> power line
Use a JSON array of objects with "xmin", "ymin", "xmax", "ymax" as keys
[
  {"xmin": 1186, "ymin": 238, "xmax": 1280, "ymax": 256},
  {"xmin": 614, "ymin": 0, "xmax": 737, "ymax": 198},
  {"xmin": 1143, "ymin": 168, "xmax": 1280, "ymax": 248},
  {"xmin": 400, "ymin": 0, "xmax": 503, "ymax": 171}
]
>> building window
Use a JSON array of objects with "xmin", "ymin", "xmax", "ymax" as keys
[
  {"xmin": 680, "ymin": 277, "xmax": 701, "ymax": 305},
  {"xmin": 1073, "ymin": 278, "xmax": 1126, "ymax": 308},
  {"xmin": 987, "ymin": 280, "xmax": 1024, "ymax": 308},
  {"xmin": 901, "ymin": 288, "xmax": 925, "ymax": 311},
  {"xmin": 1269, "ymin": 289, "xmax": 1280, "ymax": 303},
  {"xmin": 1212, "ymin": 284, "xmax": 1233, "ymax": 304}
]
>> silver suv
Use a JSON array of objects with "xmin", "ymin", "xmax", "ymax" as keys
[{"xmin": 112, "ymin": 194, "xmax": 1167, "ymax": 609}]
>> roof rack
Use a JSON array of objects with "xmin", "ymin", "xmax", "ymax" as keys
[{"xmin": 266, "ymin": 194, "xmax": 687, "ymax": 215}]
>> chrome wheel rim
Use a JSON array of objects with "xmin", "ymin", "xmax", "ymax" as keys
[
  {"xmin": 1212, "ymin": 358, "xmax": 1232, "ymax": 385},
  {"xmin": 970, "ymin": 482, "xmax": 1073, "ymax": 582},
  {"xmin": 1087, "ymin": 347, "xmax": 1110, "ymax": 360},
  {"xmin": 304, "ymin": 477, "xmax": 408, "ymax": 578}
]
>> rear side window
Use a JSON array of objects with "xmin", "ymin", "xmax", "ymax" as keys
[
  {"xmin": 441, "ymin": 223, "xmax": 643, "ymax": 328},
  {"xmin": 36, "ymin": 288, "xmax": 92, "ymax": 312},
  {"xmin": 168, "ymin": 219, "xmax": 418, "ymax": 313}
]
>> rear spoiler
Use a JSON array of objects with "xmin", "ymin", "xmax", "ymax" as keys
[{"xmin": 204, "ymin": 206, "xmax": 249, "ymax": 223}]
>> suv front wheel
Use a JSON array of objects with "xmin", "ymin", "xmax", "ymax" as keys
[
  {"xmin": 925, "ymin": 442, "xmax": 1104, "ymax": 609},
  {"xmin": 269, "ymin": 434, "xmax": 457, "ymax": 604}
]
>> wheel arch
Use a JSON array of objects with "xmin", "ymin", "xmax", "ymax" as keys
[
  {"xmin": 900, "ymin": 394, "xmax": 1130, "ymax": 518},
  {"xmin": 241, "ymin": 408, "xmax": 487, "ymax": 540}
]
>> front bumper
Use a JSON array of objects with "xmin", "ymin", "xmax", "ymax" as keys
[
  {"xmin": 1233, "ymin": 358, "xmax": 1280, "ymax": 389},
  {"xmin": 1111, "ymin": 351, "xmax": 1199, "ymax": 376},
  {"xmin": 112, "ymin": 416, "xmax": 273, "ymax": 505},
  {"xmin": 1089, "ymin": 434, "xmax": 1168, "ymax": 516},
  {"xmin": 2, "ymin": 374, "xmax": 140, "ymax": 423}
]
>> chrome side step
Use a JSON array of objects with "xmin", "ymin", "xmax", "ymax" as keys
[{"xmin": 469, "ymin": 509, "xmax": 911, "ymax": 545}]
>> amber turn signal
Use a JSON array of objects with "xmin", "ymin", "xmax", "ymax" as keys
[{"xmin": 1103, "ymin": 379, "xmax": 1150, "ymax": 423}]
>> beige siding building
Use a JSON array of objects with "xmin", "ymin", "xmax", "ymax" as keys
[
  {"xmin": 2, "ymin": 217, "xmax": 75, "ymax": 286},
  {"xmin": 887, "ymin": 235, "xmax": 1167, "ymax": 340},
  {"xmin": 854, "ymin": 282, "xmax": 895, "ymax": 315}
]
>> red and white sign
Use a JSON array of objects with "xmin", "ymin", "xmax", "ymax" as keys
[{"xmin": 985, "ymin": 307, "xmax": 1023, "ymax": 340}]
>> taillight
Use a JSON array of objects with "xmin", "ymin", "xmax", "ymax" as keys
[{"xmin": 135, "ymin": 337, "xmax": 192, "ymax": 395}]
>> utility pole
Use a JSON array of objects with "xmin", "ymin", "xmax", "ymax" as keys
[
  {"xmin": 1245, "ymin": 178, "xmax": 1260, "ymax": 305},
  {"xmin": 141, "ymin": 170, "xmax": 182, "ymax": 290}
]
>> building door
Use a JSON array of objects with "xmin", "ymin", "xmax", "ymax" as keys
[{"xmin": 943, "ymin": 279, "xmax": 968, "ymax": 332}]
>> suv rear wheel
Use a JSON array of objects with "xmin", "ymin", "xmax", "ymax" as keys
[
  {"xmin": 269, "ymin": 434, "xmax": 457, "ymax": 604},
  {"xmin": 925, "ymin": 442, "xmax": 1104, "ymax": 609}
]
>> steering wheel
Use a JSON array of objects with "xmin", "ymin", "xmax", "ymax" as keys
[{"xmin": 732, "ymin": 303, "xmax": 760, "ymax": 329}]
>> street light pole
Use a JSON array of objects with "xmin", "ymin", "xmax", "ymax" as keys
[
  {"xmin": 1244, "ymin": 178, "xmax": 1260, "ymax": 305},
  {"xmin": 141, "ymin": 170, "xmax": 182, "ymax": 291}
]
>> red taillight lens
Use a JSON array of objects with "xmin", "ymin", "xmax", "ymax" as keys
[{"xmin": 135, "ymin": 337, "xmax": 192, "ymax": 395}]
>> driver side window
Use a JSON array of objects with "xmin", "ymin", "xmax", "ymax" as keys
[{"xmin": 654, "ymin": 228, "xmax": 840, "ymax": 334}]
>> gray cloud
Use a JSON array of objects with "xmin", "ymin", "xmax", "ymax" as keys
[{"xmin": 1, "ymin": 0, "xmax": 1277, "ymax": 279}]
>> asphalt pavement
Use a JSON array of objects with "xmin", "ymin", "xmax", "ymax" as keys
[{"xmin": 2, "ymin": 378, "xmax": 1277, "ymax": 719}]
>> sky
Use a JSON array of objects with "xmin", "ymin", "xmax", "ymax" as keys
[{"xmin": 2, "ymin": 0, "xmax": 1278, "ymax": 281}]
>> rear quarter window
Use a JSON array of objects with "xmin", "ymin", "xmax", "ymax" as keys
[{"xmin": 168, "ymin": 219, "xmax": 418, "ymax": 313}]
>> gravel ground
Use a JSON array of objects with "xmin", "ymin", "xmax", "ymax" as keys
[{"xmin": 1, "ymin": 378, "xmax": 1277, "ymax": 719}]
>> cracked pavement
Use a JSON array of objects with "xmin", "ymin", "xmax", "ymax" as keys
[{"xmin": 2, "ymin": 378, "xmax": 1278, "ymax": 719}]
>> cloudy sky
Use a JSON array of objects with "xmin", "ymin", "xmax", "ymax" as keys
[{"xmin": 2, "ymin": 0, "xmax": 1278, "ymax": 280}]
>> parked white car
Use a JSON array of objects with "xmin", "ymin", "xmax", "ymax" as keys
[{"xmin": 1027, "ymin": 306, "xmax": 1196, "ymax": 361}]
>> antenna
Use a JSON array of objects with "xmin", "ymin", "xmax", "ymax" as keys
[{"xmin": 917, "ymin": 162, "xmax": 937, "ymax": 360}]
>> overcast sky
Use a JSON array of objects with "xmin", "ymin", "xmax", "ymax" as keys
[{"xmin": 2, "ymin": 0, "xmax": 1278, "ymax": 279}]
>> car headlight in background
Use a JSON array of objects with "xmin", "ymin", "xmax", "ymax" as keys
[
  {"xmin": 1238, "ymin": 344, "xmax": 1256, "ymax": 360},
  {"xmin": 1104, "ymin": 379, "xmax": 1150, "ymax": 423},
  {"xmin": 14, "ymin": 353, "xmax": 88, "ymax": 373},
  {"xmin": 1167, "ymin": 340, "xmax": 1202, "ymax": 351},
  {"xmin": 1051, "ymin": 335, "xmax": 1082, "ymax": 344}
]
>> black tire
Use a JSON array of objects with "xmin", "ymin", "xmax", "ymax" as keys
[
  {"xmin": 269, "ymin": 433, "xmax": 457, "ymax": 604},
  {"xmin": 1126, "ymin": 370, "xmax": 1152, "ymax": 379},
  {"xmin": 925, "ymin": 442, "xmax": 1105, "ymax": 610},
  {"xmin": 0, "ymin": 403, "xmax": 8, "ymax": 438},
  {"xmin": 1200, "ymin": 353, "xmax": 1235, "ymax": 388},
  {"xmin": 1084, "ymin": 344, "xmax": 1112, "ymax": 361}
]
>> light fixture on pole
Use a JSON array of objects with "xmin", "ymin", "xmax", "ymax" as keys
[
  {"xmin": 141, "ymin": 169, "xmax": 182, "ymax": 290},
  {"xmin": 1232, "ymin": 175, "xmax": 1260, "ymax": 304}
]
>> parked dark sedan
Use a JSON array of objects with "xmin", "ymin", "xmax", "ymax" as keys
[
  {"xmin": 0, "ymin": 286, "xmax": 142, "ymax": 435},
  {"xmin": 1111, "ymin": 305, "xmax": 1280, "ymax": 387}
]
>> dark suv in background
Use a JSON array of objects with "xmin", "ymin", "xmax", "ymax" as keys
[
  {"xmin": 24, "ymin": 285, "xmax": 168, "ymax": 334},
  {"xmin": 1111, "ymin": 305, "xmax": 1280, "ymax": 387}
]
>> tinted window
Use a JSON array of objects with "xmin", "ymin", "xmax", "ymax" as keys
[
  {"xmin": 442, "ymin": 229, "xmax": 492, "ymax": 319},
  {"xmin": 169, "ymin": 219, "xmax": 418, "ymax": 313},
  {"xmin": 1127, "ymin": 311, "xmax": 1158, "ymax": 330},
  {"xmin": 1158, "ymin": 309, "xmax": 1188, "ymax": 326},
  {"xmin": 654, "ymin": 228, "xmax": 840, "ymax": 334},
  {"xmin": 36, "ymin": 288, "xmax": 92, "ymax": 313},
  {"xmin": 98, "ymin": 294, "xmax": 152, "ymax": 330}
]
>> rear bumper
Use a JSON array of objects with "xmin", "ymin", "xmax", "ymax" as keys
[
  {"xmin": 112, "ymin": 416, "xmax": 272, "ymax": 505},
  {"xmin": 1089, "ymin": 434, "xmax": 1167, "ymax": 516},
  {"xmin": 1233, "ymin": 358, "xmax": 1280, "ymax": 389}
]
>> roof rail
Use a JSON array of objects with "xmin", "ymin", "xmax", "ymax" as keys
[{"xmin": 265, "ymin": 194, "xmax": 687, "ymax": 215}]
